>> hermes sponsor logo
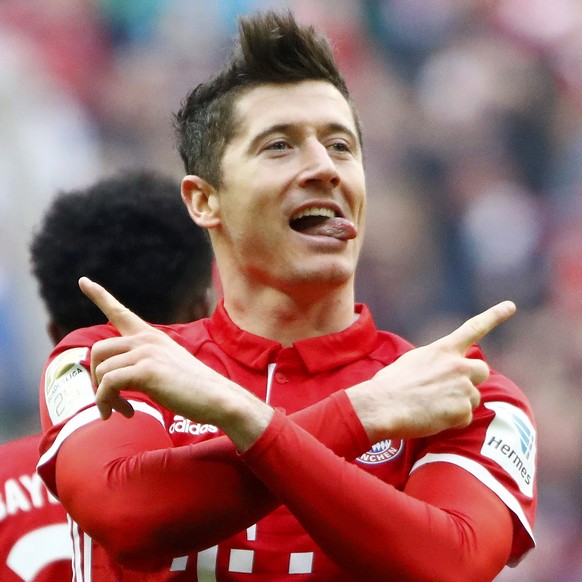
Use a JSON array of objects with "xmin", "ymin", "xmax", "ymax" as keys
[
  {"xmin": 486, "ymin": 434, "xmax": 533, "ymax": 485},
  {"xmin": 482, "ymin": 402, "xmax": 536, "ymax": 497},
  {"xmin": 357, "ymin": 439, "xmax": 404, "ymax": 465},
  {"xmin": 169, "ymin": 415, "xmax": 219, "ymax": 436}
]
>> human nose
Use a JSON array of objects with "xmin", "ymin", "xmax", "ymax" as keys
[{"xmin": 298, "ymin": 140, "xmax": 340, "ymax": 189}]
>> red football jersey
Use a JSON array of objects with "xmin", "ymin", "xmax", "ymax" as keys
[
  {"xmin": 37, "ymin": 302, "xmax": 537, "ymax": 580},
  {"xmin": 0, "ymin": 433, "xmax": 71, "ymax": 581}
]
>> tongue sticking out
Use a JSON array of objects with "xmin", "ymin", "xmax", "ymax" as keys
[{"xmin": 291, "ymin": 216, "xmax": 357, "ymax": 240}]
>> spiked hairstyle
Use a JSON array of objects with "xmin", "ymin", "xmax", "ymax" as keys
[{"xmin": 174, "ymin": 10, "xmax": 362, "ymax": 187}]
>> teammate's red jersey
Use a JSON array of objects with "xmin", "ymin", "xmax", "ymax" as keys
[
  {"xmin": 37, "ymin": 302, "xmax": 537, "ymax": 581},
  {"xmin": 0, "ymin": 433, "xmax": 71, "ymax": 581}
]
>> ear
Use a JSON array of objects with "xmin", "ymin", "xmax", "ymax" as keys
[{"xmin": 181, "ymin": 175, "xmax": 220, "ymax": 229}]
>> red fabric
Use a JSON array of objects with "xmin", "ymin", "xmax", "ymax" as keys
[
  {"xmin": 53, "ymin": 391, "xmax": 367, "ymax": 575},
  {"xmin": 242, "ymin": 411, "xmax": 513, "ymax": 581},
  {"xmin": 0, "ymin": 434, "xmax": 71, "ymax": 581},
  {"xmin": 38, "ymin": 301, "xmax": 536, "ymax": 580}
]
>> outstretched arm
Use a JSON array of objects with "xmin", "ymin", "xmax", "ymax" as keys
[
  {"xmin": 241, "ymin": 411, "xmax": 513, "ymax": 581},
  {"xmin": 62, "ymin": 277, "xmax": 518, "ymax": 578},
  {"xmin": 81, "ymin": 276, "xmax": 515, "ymax": 446},
  {"xmin": 54, "ymin": 388, "xmax": 366, "ymax": 568}
]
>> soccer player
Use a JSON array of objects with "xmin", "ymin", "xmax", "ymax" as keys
[
  {"xmin": 0, "ymin": 434, "xmax": 70, "ymax": 581},
  {"xmin": 0, "ymin": 170, "xmax": 212, "ymax": 581},
  {"xmin": 37, "ymin": 12, "xmax": 537, "ymax": 581}
]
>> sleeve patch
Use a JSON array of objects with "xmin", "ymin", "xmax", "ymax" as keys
[
  {"xmin": 44, "ymin": 348, "xmax": 96, "ymax": 424},
  {"xmin": 482, "ymin": 402, "xmax": 536, "ymax": 497}
]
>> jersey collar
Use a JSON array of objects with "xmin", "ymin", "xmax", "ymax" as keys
[{"xmin": 207, "ymin": 301, "xmax": 378, "ymax": 373}]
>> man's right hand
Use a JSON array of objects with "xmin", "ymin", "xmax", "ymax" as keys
[
  {"xmin": 345, "ymin": 301, "xmax": 516, "ymax": 442},
  {"xmin": 79, "ymin": 276, "xmax": 274, "ymax": 452}
]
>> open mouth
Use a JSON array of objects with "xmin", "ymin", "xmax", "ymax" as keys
[
  {"xmin": 289, "ymin": 206, "xmax": 357, "ymax": 240},
  {"xmin": 290, "ymin": 207, "xmax": 337, "ymax": 233}
]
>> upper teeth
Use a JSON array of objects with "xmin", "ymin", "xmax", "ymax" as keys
[{"xmin": 292, "ymin": 207, "xmax": 336, "ymax": 220}]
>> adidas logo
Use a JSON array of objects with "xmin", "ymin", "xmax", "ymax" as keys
[{"xmin": 169, "ymin": 415, "xmax": 219, "ymax": 436}]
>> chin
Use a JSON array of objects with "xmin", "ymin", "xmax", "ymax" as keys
[{"xmin": 291, "ymin": 262, "xmax": 355, "ymax": 289}]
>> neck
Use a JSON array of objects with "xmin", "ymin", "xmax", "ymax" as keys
[{"xmin": 222, "ymin": 280, "xmax": 356, "ymax": 346}]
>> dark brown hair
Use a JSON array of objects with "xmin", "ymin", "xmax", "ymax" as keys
[{"xmin": 174, "ymin": 10, "xmax": 361, "ymax": 187}]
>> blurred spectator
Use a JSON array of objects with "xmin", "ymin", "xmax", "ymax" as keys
[
  {"xmin": 0, "ymin": 27, "xmax": 100, "ymax": 441},
  {"xmin": 0, "ymin": 267, "xmax": 30, "ymax": 439},
  {"xmin": 0, "ymin": 0, "xmax": 112, "ymax": 113}
]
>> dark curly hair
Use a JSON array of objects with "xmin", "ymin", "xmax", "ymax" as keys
[
  {"xmin": 29, "ymin": 170, "xmax": 213, "ymax": 336},
  {"xmin": 174, "ymin": 10, "xmax": 362, "ymax": 188}
]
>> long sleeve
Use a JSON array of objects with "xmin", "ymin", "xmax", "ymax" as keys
[
  {"xmin": 52, "ymin": 391, "xmax": 370, "ymax": 569},
  {"xmin": 240, "ymin": 411, "xmax": 513, "ymax": 582}
]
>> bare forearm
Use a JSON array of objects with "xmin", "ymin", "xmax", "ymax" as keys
[{"xmin": 200, "ymin": 377, "xmax": 274, "ymax": 453}]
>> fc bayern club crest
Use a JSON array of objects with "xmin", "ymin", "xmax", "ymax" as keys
[{"xmin": 357, "ymin": 439, "xmax": 404, "ymax": 465}]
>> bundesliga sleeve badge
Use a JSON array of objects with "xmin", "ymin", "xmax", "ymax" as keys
[{"xmin": 44, "ymin": 348, "xmax": 96, "ymax": 424}]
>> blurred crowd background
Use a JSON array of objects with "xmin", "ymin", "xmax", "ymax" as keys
[{"xmin": 0, "ymin": 0, "xmax": 580, "ymax": 579}]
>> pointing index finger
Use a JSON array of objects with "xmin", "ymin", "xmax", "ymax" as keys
[
  {"xmin": 444, "ymin": 300, "xmax": 517, "ymax": 352},
  {"xmin": 79, "ymin": 276, "xmax": 150, "ymax": 335}
]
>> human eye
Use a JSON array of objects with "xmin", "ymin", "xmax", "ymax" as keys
[
  {"xmin": 264, "ymin": 139, "xmax": 291, "ymax": 152},
  {"xmin": 258, "ymin": 138, "xmax": 294, "ymax": 159},
  {"xmin": 331, "ymin": 140, "xmax": 349, "ymax": 152},
  {"xmin": 327, "ymin": 138, "xmax": 353, "ymax": 156}
]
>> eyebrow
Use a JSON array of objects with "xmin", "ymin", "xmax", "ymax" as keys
[
  {"xmin": 247, "ymin": 124, "xmax": 291, "ymax": 154},
  {"xmin": 246, "ymin": 122, "xmax": 359, "ymax": 154}
]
